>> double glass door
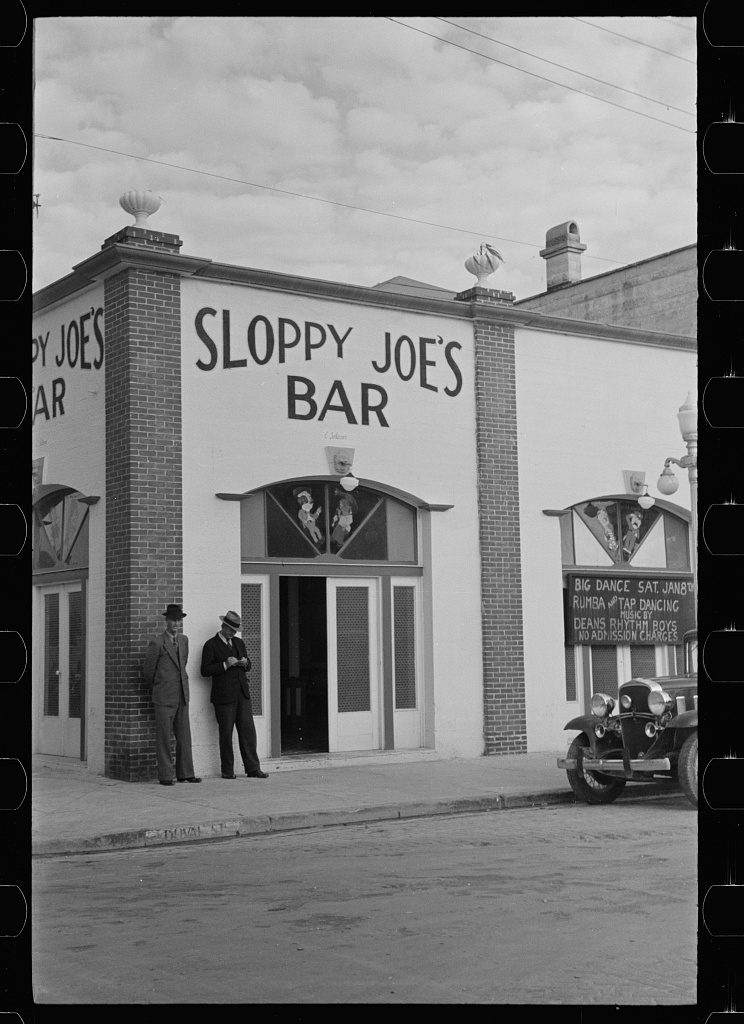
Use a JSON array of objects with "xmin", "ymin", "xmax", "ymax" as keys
[
  {"xmin": 327, "ymin": 578, "xmax": 381, "ymax": 752},
  {"xmin": 249, "ymin": 573, "xmax": 419, "ymax": 756},
  {"xmin": 36, "ymin": 582, "xmax": 84, "ymax": 757}
]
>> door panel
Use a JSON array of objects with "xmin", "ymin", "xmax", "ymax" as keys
[
  {"xmin": 37, "ymin": 583, "xmax": 83, "ymax": 757},
  {"xmin": 392, "ymin": 579, "xmax": 423, "ymax": 748},
  {"xmin": 327, "ymin": 578, "xmax": 380, "ymax": 751},
  {"xmin": 578, "ymin": 643, "xmax": 668, "ymax": 712},
  {"xmin": 241, "ymin": 576, "xmax": 269, "ymax": 761}
]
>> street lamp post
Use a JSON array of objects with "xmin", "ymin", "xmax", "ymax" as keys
[{"xmin": 655, "ymin": 392, "xmax": 698, "ymax": 604}]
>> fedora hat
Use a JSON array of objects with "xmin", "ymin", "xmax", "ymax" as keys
[
  {"xmin": 219, "ymin": 610, "xmax": 241, "ymax": 631},
  {"xmin": 162, "ymin": 603, "xmax": 186, "ymax": 619}
]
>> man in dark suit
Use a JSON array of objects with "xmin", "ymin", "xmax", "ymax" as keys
[
  {"xmin": 201, "ymin": 609, "xmax": 268, "ymax": 780},
  {"xmin": 143, "ymin": 603, "xmax": 201, "ymax": 786}
]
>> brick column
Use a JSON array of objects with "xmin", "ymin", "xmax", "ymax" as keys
[
  {"xmin": 457, "ymin": 285, "xmax": 527, "ymax": 755},
  {"xmin": 104, "ymin": 228, "xmax": 184, "ymax": 780}
]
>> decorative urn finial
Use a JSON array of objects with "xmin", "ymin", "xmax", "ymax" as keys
[
  {"xmin": 119, "ymin": 189, "xmax": 162, "ymax": 227},
  {"xmin": 465, "ymin": 243, "xmax": 505, "ymax": 288}
]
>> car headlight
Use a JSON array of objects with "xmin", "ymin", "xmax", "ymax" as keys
[
  {"xmin": 648, "ymin": 690, "xmax": 673, "ymax": 717},
  {"xmin": 590, "ymin": 693, "xmax": 615, "ymax": 718}
]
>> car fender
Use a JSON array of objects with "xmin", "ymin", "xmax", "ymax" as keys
[
  {"xmin": 672, "ymin": 711, "xmax": 697, "ymax": 730},
  {"xmin": 564, "ymin": 715, "xmax": 595, "ymax": 734}
]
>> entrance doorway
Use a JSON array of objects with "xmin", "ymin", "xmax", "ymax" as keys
[
  {"xmin": 278, "ymin": 575, "xmax": 382, "ymax": 755},
  {"xmin": 35, "ymin": 581, "xmax": 84, "ymax": 757},
  {"xmin": 280, "ymin": 577, "xmax": 328, "ymax": 753}
]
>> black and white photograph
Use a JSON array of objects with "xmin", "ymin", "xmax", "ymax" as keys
[{"xmin": 28, "ymin": 13, "xmax": 702, "ymax": 1008}]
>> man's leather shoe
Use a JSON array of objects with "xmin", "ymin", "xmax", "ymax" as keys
[
  {"xmin": 177, "ymin": 777, "xmax": 202, "ymax": 783},
  {"xmin": 221, "ymin": 772, "xmax": 237, "ymax": 779},
  {"xmin": 159, "ymin": 780, "xmax": 175, "ymax": 786},
  {"xmin": 246, "ymin": 770, "xmax": 269, "ymax": 779}
]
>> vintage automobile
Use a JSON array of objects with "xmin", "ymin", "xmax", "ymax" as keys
[{"xmin": 557, "ymin": 630, "xmax": 698, "ymax": 806}]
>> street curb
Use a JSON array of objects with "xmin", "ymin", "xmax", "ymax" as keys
[{"xmin": 32, "ymin": 788, "xmax": 577, "ymax": 857}]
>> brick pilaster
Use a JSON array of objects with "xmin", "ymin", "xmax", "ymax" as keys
[
  {"xmin": 457, "ymin": 285, "xmax": 527, "ymax": 755},
  {"xmin": 104, "ymin": 229, "xmax": 183, "ymax": 780},
  {"xmin": 102, "ymin": 225, "xmax": 184, "ymax": 255}
]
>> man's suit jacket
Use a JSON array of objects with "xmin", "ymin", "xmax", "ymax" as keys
[
  {"xmin": 143, "ymin": 631, "xmax": 190, "ymax": 707},
  {"xmin": 201, "ymin": 633, "xmax": 252, "ymax": 705}
]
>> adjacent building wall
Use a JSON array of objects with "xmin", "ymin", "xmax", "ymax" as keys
[
  {"xmin": 32, "ymin": 284, "xmax": 107, "ymax": 769},
  {"xmin": 513, "ymin": 324, "xmax": 696, "ymax": 751},
  {"xmin": 517, "ymin": 246, "xmax": 696, "ymax": 338}
]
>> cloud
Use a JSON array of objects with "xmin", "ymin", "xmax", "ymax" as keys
[{"xmin": 32, "ymin": 16, "xmax": 696, "ymax": 299}]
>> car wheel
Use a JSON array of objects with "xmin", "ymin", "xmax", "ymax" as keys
[
  {"xmin": 565, "ymin": 735, "xmax": 626, "ymax": 805},
  {"xmin": 678, "ymin": 731, "xmax": 698, "ymax": 808}
]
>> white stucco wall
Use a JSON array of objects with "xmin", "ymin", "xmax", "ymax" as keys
[
  {"xmin": 514, "ymin": 325, "xmax": 696, "ymax": 752},
  {"xmin": 32, "ymin": 284, "xmax": 107, "ymax": 771},
  {"xmin": 179, "ymin": 278, "xmax": 484, "ymax": 766}
]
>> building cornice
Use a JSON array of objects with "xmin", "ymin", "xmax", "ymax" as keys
[
  {"xmin": 33, "ymin": 244, "xmax": 213, "ymax": 311},
  {"xmin": 33, "ymin": 244, "xmax": 696, "ymax": 351}
]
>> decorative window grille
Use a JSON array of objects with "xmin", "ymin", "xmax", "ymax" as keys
[
  {"xmin": 336, "ymin": 587, "xmax": 370, "ymax": 712},
  {"xmin": 630, "ymin": 645, "xmax": 656, "ymax": 679},
  {"xmin": 44, "ymin": 593, "xmax": 60, "ymax": 716},
  {"xmin": 393, "ymin": 587, "xmax": 416, "ymax": 709},
  {"xmin": 68, "ymin": 590, "xmax": 82, "ymax": 718},
  {"xmin": 241, "ymin": 584, "xmax": 263, "ymax": 714},
  {"xmin": 564, "ymin": 645, "xmax": 577, "ymax": 702},
  {"xmin": 590, "ymin": 646, "xmax": 618, "ymax": 699}
]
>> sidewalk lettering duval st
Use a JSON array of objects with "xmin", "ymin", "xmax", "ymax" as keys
[
  {"xmin": 567, "ymin": 573, "xmax": 695, "ymax": 644},
  {"xmin": 193, "ymin": 306, "xmax": 464, "ymax": 426}
]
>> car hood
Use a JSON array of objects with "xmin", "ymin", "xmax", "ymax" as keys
[{"xmin": 622, "ymin": 673, "xmax": 697, "ymax": 706}]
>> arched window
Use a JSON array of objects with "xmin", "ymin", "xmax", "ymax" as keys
[
  {"xmin": 558, "ymin": 496, "xmax": 690, "ymax": 571},
  {"xmin": 33, "ymin": 487, "xmax": 90, "ymax": 573},
  {"xmin": 554, "ymin": 495, "xmax": 693, "ymax": 705},
  {"xmin": 240, "ymin": 481, "xmax": 418, "ymax": 563}
]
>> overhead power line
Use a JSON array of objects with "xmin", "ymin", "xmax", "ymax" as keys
[
  {"xmin": 386, "ymin": 19, "xmax": 695, "ymax": 134},
  {"xmin": 34, "ymin": 132, "xmax": 627, "ymax": 265},
  {"xmin": 653, "ymin": 16, "xmax": 696, "ymax": 33},
  {"xmin": 572, "ymin": 17, "xmax": 696, "ymax": 64},
  {"xmin": 435, "ymin": 17, "xmax": 694, "ymax": 117}
]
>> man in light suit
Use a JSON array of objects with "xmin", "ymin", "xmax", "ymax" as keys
[
  {"xmin": 143, "ymin": 603, "xmax": 201, "ymax": 786},
  {"xmin": 201, "ymin": 609, "xmax": 268, "ymax": 780}
]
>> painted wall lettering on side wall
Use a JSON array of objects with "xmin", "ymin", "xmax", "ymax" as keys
[{"xmin": 32, "ymin": 305, "xmax": 105, "ymax": 423}]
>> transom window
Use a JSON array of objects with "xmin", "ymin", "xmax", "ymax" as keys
[
  {"xmin": 33, "ymin": 489, "xmax": 90, "ymax": 573},
  {"xmin": 241, "ymin": 481, "xmax": 418, "ymax": 563},
  {"xmin": 559, "ymin": 497, "xmax": 690, "ymax": 571}
]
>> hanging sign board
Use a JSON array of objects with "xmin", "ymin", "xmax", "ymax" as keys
[{"xmin": 567, "ymin": 573, "xmax": 695, "ymax": 645}]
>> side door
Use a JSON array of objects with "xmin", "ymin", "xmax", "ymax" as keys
[
  {"xmin": 578, "ymin": 643, "xmax": 666, "ymax": 709},
  {"xmin": 35, "ymin": 582, "xmax": 84, "ymax": 758},
  {"xmin": 326, "ymin": 577, "xmax": 381, "ymax": 752}
]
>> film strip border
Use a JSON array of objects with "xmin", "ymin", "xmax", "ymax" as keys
[
  {"xmin": 700, "ymin": 1, "xmax": 744, "ymax": 1020},
  {"xmin": 0, "ymin": 5, "xmax": 736, "ymax": 1022},
  {"xmin": 1, "ymin": 1, "xmax": 30, "ymax": 1021}
]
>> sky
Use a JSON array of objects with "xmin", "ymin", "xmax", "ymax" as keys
[{"xmin": 32, "ymin": 15, "xmax": 697, "ymax": 300}]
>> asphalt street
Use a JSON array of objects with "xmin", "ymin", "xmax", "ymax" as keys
[{"xmin": 32, "ymin": 794, "xmax": 697, "ymax": 1004}]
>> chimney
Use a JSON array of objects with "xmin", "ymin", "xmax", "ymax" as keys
[{"xmin": 539, "ymin": 221, "xmax": 586, "ymax": 291}]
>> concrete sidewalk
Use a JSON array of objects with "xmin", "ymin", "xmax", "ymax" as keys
[{"xmin": 30, "ymin": 749, "xmax": 670, "ymax": 858}]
